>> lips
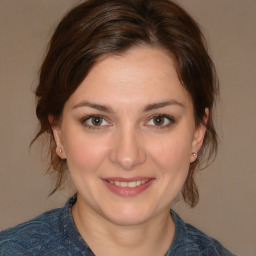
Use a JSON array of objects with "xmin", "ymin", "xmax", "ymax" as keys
[
  {"xmin": 107, "ymin": 179, "xmax": 150, "ymax": 188},
  {"xmin": 102, "ymin": 177, "xmax": 154, "ymax": 196}
]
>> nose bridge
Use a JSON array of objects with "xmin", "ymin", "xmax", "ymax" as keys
[{"xmin": 109, "ymin": 123, "xmax": 146, "ymax": 170}]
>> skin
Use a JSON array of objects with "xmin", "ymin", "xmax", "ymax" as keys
[{"xmin": 51, "ymin": 46, "xmax": 207, "ymax": 256}]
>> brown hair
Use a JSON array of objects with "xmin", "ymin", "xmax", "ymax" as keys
[{"xmin": 33, "ymin": 0, "xmax": 218, "ymax": 207}]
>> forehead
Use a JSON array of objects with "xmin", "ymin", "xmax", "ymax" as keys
[{"xmin": 66, "ymin": 46, "xmax": 192, "ymax": 109}]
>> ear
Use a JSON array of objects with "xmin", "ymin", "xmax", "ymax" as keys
[
  {"xmin": 190, "ymin": 108, "xmax": 209, "ymax": 163},
  {"xmin": 48, "ymin": 115, "xmax": 67, "ymax": 159}
]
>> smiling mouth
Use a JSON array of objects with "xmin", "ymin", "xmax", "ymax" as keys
[
  {"xmin": 106, "ymin": 179, "xmax": 150, "ymax": 188},
  {"xmin": 102, "ymin": 177, "xmax": 154, "ymax": 196}
]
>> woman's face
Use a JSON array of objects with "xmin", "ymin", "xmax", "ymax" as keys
[{"xmin": 53, "ymin": 46, "xmax": 206, "ymax": 225}]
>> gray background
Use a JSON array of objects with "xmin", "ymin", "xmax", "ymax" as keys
[{"xmin": 0, "ymin": 1, "xmax": 255, "ymax": 255}]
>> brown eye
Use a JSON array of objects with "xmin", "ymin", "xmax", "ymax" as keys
[
  {"xmin": 152, "ymin": 116, "xmax": 165, "ymax": 126},
  {"xmin": 83, "ymin": 115, "xmax": 109, "ymax": 128},
  {"xmin": 147, "ymin": 115, "xmax": 174, "ymax": 128},
  {"xmin": 91, "ymin": 116, "xmax": 103, "ymax": 126}
]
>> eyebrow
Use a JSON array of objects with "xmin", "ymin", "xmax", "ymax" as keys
[
  {"xmin": 72, "ymin": 99, "xmax": 184, "ymax": 113},
  {"xmin": 72, "ymin": 101, "xmax": 114, "ymax": 113},
  {"xmin": 143, "ymin": 100, "xmax": 185, "ymax": 112}
]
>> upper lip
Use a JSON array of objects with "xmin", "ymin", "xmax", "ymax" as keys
[{"xmin": 103, "ymin": 177, "xmax": 154, "ymax": 182}]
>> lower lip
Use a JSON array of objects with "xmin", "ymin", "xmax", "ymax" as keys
[{"xmin": 102, "ymin": 179, "xmax": 155, "ymax": 197}]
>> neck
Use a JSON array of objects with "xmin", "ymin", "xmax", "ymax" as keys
[{"xmin": 72, "ymin": 197, "xmax": 175, "ymax": 256}]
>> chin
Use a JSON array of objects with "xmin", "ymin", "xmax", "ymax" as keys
[
  {"xmin": 101, "ymin": 203, "xmax": 156, "ymax": 226},
  {"xmin": 107, "ymin": 213, "xmax": 149, "ymax": 226}
]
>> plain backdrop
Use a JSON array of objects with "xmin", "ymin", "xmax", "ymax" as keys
[{"xmin": 0, "ymin": 1, "xmax": 255, "ymax": 255}]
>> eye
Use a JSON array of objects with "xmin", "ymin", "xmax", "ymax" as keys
[
  {"xmin": 83, "ymin": 115, "xmax": 110, "ymax": 128},
  {"xmin": 147, "ymin": 114, "xmax": 174, "ymax": 128}
]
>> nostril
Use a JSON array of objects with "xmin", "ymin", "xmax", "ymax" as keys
[
  {"xmin": 108, "ymin": 129, "xmax": 147, "ymax": 170},
  {"xmin": 109, "ymin": 144, "xmax": 147, "ymax": 170}
]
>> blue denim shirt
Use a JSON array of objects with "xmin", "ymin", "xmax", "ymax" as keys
[{"xmin": 0, "ymin": 195, "xmax": 236, "ymax": 255}]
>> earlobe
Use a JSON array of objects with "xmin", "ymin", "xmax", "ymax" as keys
[
  {"xmin": 190, "ymin": 108, "xmax": 209, "ymax": 162},
  {"xmin": 52, "ymin": 126, "xmax": 67, "ymax": 159},
  {"xmin": 48, "ymin": 115, "xmax": 67, "ymax": 159},
  {"xmin": 191, "ymin": 123, "xmax": 206, "ymax": 150}
]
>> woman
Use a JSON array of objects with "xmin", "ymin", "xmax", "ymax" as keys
[{"xmin": 0, "ymin": 0, "xmax": 235, "ymax": 255}]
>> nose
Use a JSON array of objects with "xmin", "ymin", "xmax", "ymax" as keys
[{"xmin": 109, "ymin": 126, "xmax": 147, "ymax": 170}]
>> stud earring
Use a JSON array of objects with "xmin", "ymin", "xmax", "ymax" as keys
[
  {"xmin": 59, "ymin": 148, "xmax": 62, "ymax": 153},
  {"xmin": 192, "ymin": 152, "xmax": 197, "ymax": 158}
]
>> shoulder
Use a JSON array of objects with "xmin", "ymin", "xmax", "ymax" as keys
[
  {"xmin": 0, "ymin": 208, "xmax": 66, "ymax": 255},
  {"xmin": 170, "ymin": 210, "xmax": 236, "ymax": 256},
  {"xmin": 185, "ymin": 223, "xmax": 235, "ymax": 255}
]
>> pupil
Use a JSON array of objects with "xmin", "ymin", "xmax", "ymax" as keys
[
  {"xmin": 92, "ymin": 117, "xmax": 102, "ymax": 126},
  {"xmin": 154, "ymin": 116, "xmax": 164, "ymax": 125}
]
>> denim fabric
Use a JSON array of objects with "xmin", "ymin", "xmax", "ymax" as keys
[
  {"xmin": 166, "ymin": 212, "xmax": 236, "ymax": 256},
  {"xmin": 0, "ymin": 195, "xmax": 236, "ymax": 255}
]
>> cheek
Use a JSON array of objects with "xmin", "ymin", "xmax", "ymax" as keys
[
  {"xmin": 148, "ymin": 131, "xmax": 193, "ymax": 171},
  {"xmin": 63, "ymin": 131, "xmax": 110, "ymax": 173}
]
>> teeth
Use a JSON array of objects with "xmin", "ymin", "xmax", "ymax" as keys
[
  {"xmin": 120, "ymin": 182, "xmax": 127, "ymax": 187},
  {"xmin": 128, "ymin": 181, "xmax": 137, "ymax": 188},
  {"xmin": 108, "ymin": 180, "xmax": 149, "ymax": 188}
]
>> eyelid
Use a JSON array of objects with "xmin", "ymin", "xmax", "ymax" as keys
[
  {"xmin": 145, "ymin": 114, "xmax": 175, "ymax": 128},
  {"xmin": 81, "ymin": 115, "xmax": 112, "ymax": 129},
  {"xmin": 80, "ymin": 114, "xmax": 175, "ymax": 130}
]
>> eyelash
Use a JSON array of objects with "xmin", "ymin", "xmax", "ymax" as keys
[
  {"xmin": 81, "ymin": 115, "xmax": 110, "ymax": 129},
  {"xmin": 81, "ymin": 114, "xmax": 175, "ymax": 129},
  {"xmin": 146, "ymin": 114, "xmax": 175, "ymax": 129}
]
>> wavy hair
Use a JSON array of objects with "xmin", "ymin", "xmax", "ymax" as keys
[{"xmin": 32, "ymin": 0, "xmax": 218, "ymax": 207}]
